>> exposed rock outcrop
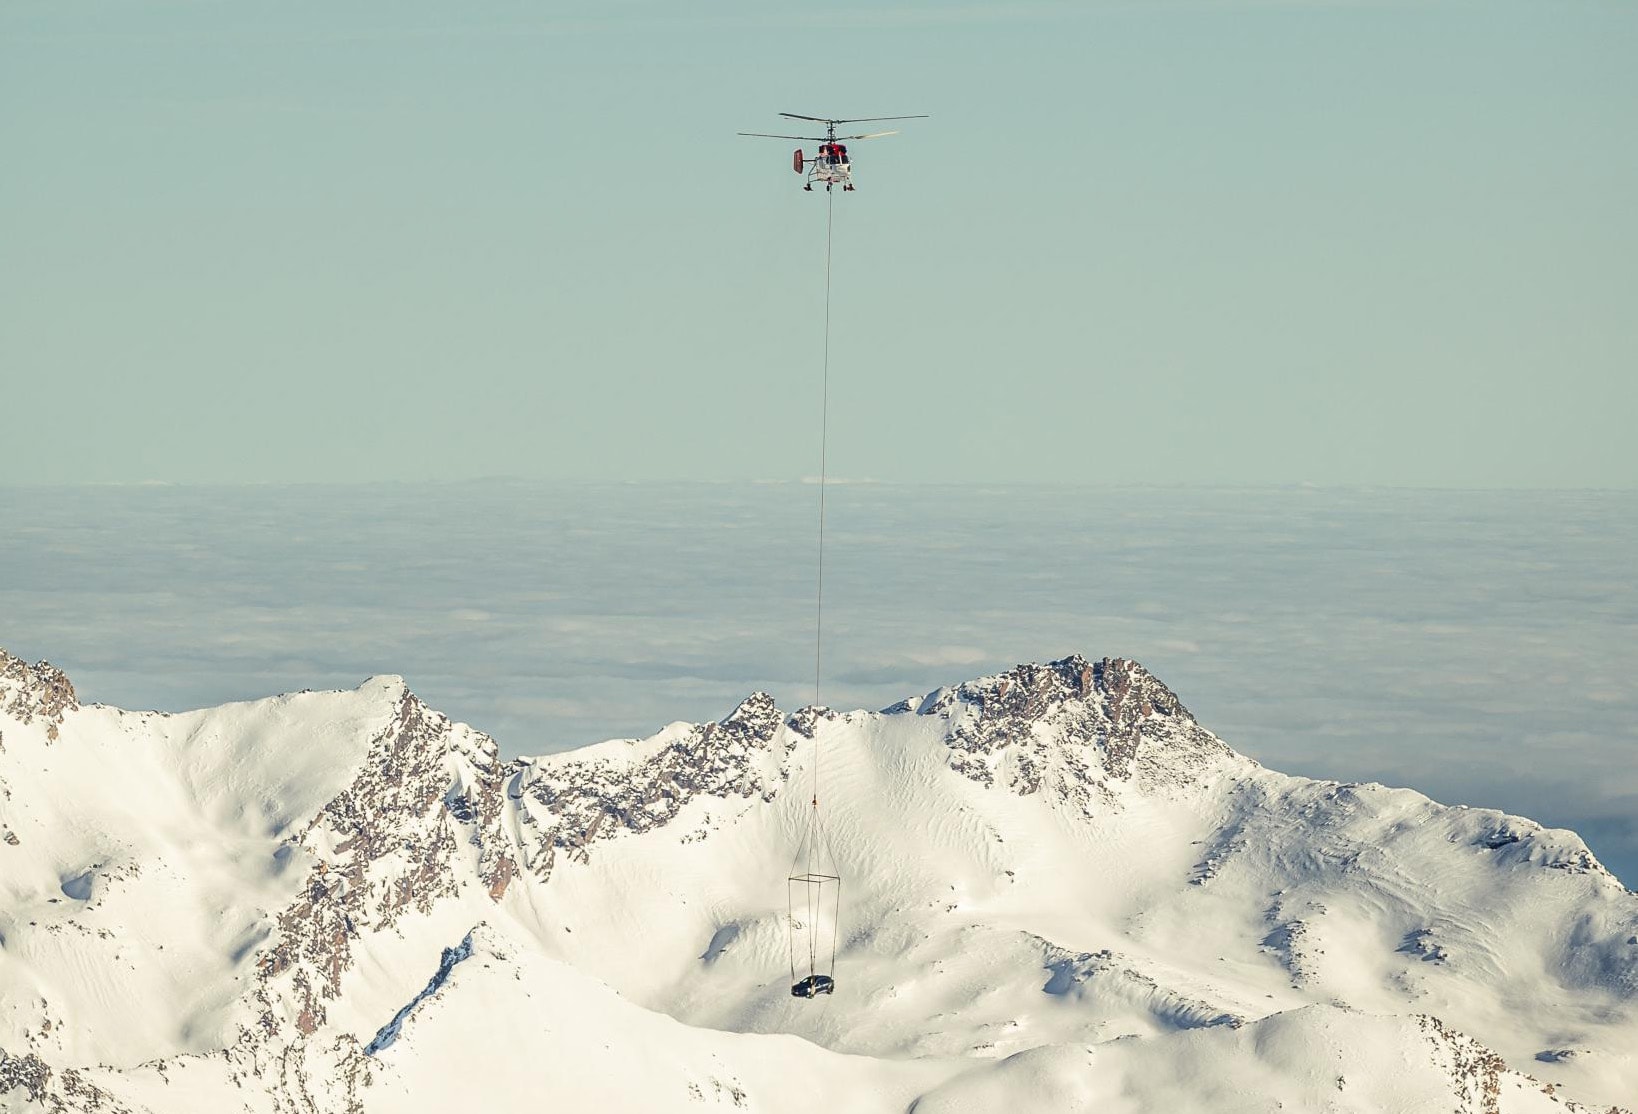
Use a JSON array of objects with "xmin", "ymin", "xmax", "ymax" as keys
[
  {"xmin": 0, "ymin": 650, "xmax": 77, "ymax": 743},
  {"xmin": 927, "ymin": 655, "xmax": 1232, "ymax": 800}
]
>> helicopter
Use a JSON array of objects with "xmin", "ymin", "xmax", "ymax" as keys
[{"xmin": 739, "ymin": 113, "xmax": 927, "ymax": 191}]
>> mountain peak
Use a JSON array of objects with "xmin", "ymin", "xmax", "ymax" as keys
[
  {"xmin": 262, "ymin": 682, "xmax": 510, "ymax": 1038},
  {"xmin": 718, "ymin": 690, "xmax": 781, "ymax": 738},
  {"xmin": 904, "ymin": 654, "xmax": 1229, "ymax": 792},
  {"xmin": 958, "ymin": 654, "xmax": 1192, "ymax": 722},
  {"xmin": 358, "ymin": 673, "xmax": 410, "ymax": 698}
]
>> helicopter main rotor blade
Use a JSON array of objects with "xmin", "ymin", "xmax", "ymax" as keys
[
  {"xmin": 830, "ymin": 115, "xmax": 929, "ymax": 124},
  {"xmin": 780, "ymin": 112, "xmax": 929, "ymax": 125},
  {"xmin": 738, "ymin": 132, "xmax": 827, "ymax": 141},
  {"xmin": 837, "ymin": 131, "xmax": 900, "ymax": 140}
]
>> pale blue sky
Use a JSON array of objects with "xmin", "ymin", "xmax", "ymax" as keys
[{"xmin": 3, "ymin": 1, "xmax": 1634, "ymax": 485}]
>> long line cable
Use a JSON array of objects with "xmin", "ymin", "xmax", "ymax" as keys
[
  {"xmin": 806, "ymin": 189, "xmax": 836, "ymax": 983},
  {"xmin": 781, "ymin": 186, "xmax": 840, "ymax": 993},
  {"xmin": 812, "ymin": 187, "xmax": 833, "ymax": 812},
  {"xmin": 813, "ymin": 189, "xmax": 833, "ymax": 730}
]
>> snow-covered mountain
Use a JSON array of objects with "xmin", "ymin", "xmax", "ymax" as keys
[{"xmin": 1, "ymin": 645, "xmax": 1634, "ymax": 1113}]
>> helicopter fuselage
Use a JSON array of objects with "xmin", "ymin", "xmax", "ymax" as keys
[
  {"xmin": 808, "ymin": 157, "xmax": 850, "ymax": 188},
  {"xmin": 801, "ymin": 143, "xmax": 852, "ymax": 191}
]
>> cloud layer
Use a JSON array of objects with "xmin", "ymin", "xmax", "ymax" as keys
[{"xmin": 2, "ymin": 482, "xmax": 1633, "ymax": 882}]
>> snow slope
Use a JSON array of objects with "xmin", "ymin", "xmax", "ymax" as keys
[{"xmin": 0, "ymin": 647, "xmax": 1633, "ymax": 1113}]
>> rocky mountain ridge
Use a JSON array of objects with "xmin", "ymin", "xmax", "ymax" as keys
[{"xmin": 1, "ymin": 646, "xmax": 1634, "ymax": 1113}]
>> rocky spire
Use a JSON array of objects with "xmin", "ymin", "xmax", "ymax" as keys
[{"xmin": 0, "ymin": 647, "xmax": 78, "ymax": 743}]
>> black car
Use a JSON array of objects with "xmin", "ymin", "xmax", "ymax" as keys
[{"xmin": 790, "ymin": 974, "xmax": 835, "ymax": 998}]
